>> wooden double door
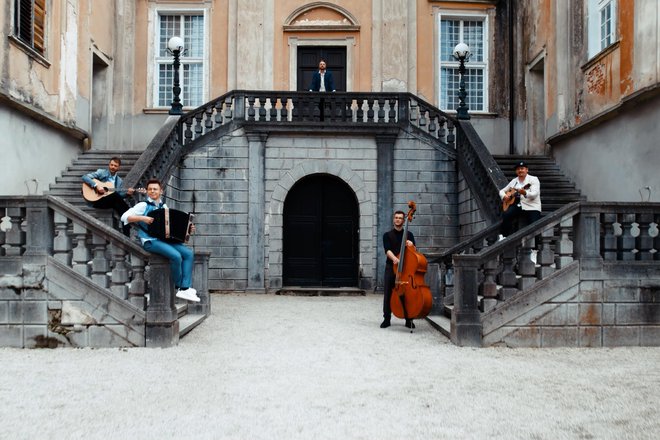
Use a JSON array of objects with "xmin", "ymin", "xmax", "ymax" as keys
[
  {"xmin": 297, "ymin": 46, "xmax": 347, "ymax": 92},
  {"xmin": 283, "ymin": 174, "xmax": 358, "ymax": 287}
]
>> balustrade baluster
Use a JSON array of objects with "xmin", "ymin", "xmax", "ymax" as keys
[
  {"xmin": 410, "ymin": 101, "xmax": 418, "ymax": 124},
  {"xmin": 518, "ymin": 237, "xmax": 537, "ymax": 289},
  {"xmin": 290, "ymin": 96, "xmax": 299, "ymax": 121},
  {"xmin": 446, "ymin": 120, "xmax": 456, "ymax": 148},
  {"xmin": 91, "ymin": 233, "xmax": 110, "ymax": 288},
  {"xmin": 652, "ymin": 216, "xmax": 659, "ymax": 261},
  {"xmin": 183, "ymin": 118, "xmax": 193, "ymax": 144},
  {"xmin": 71, "ymin": 222, "xmax": 90, "ymax": 276},
  {"xmin": 537, "ymin": 226, "xmax": 556, "ymax": 279},
  {"xmin": 224, "ymin": 96, "xmax": 234, "ymax": 121},
  {"xmin": 52, "ymin": 212, "xmax": 71, "ymax": 265},
  {"xmin": 428, "ymin": 114, "xmax": 437, "ymax": 137},
  {"xmin": 377, "ymin": 98, "xmax": 385, "ymax": 123},
  {"xmin": 356, "ymin": 99, "xmax": 365, "ymax": 122},
  {"xmin": 600, "ymin": 213, "xmax": 617, "ymax": 261},
  {"xmin": 366, "ymin": 99, "xmax": 375, "ymax": 122},
  {"xmin": 419, "ymin": 109, "xmax": 427, "ymax": 130},
  {"xmin": 110, "ymin": 244, "xmax": 129, "ymax": 299},
  {"xmin": 498, "ymin": 247, "xmax": 518, "ymax": 300},
  {"xmin": 479, "ymin": 256, "xmax": 499, "ymax": 312},
  {"xmin": 129, "ymin": 255, "xmax": 147, "ymax": 309},
  {"xmin": 214, "ymin": 100, "xmax": 224, "ymax": 125},
  {"xmin": 438, "ymin": 118, "xmax": 447, "ymax": 143},
  {"xmin": 193, "ymin": 112, "xmax": 203, "ymax": 139},
  {"xmin": 203, "ymin": 105, "xmax": 213, "ymax": 133},
  {"xmin": 247, "ymin": 96, "xmax": 256, "ymax": 121},
  {"xmin": 4, "ymin": 207, "xmax": 25, "ymax": 256},
  {"xmin": 619, "ymin": 213, "xmax": 637, "ymax": 260},
  {"xmin": 388, "ymin": 99, "xmax": 397, "ymax": 122},
  {"xmin": 269, "ymin": 97, "xmax": 278, "ymax": 122},
  {"xmin": 637, "ymin": 213, "xmax": 654, "ymax": 261}
]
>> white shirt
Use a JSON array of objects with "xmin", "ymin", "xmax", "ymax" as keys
[
  {"xmin": 499, "ymin": 174, "xmax": 542, "ymax": 211},
  {"xmin": 319, "ymin": 72, "xmax": 326, "ymax": 92}
]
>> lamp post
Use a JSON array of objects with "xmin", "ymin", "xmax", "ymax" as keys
[
  {"xmin": 452, "ymin": 42, "xmax": 472, "ymax": 120},
  {"xmin": 167, "ymin": 36, "xmax": 185, "ymax": 115}
]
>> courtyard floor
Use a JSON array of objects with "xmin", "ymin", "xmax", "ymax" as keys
[{"xmin": 1, "ymin": 293, "xmax": 659, "ymax": 439}]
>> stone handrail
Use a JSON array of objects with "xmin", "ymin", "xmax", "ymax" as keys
[{"xmin": 450, "ymin": 201, "xmax": 660, "ymax": 346}]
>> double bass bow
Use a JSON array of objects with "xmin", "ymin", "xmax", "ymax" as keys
[{"xmin": 391, "ymin": 201, "xmax": 433, "ymax": 330}]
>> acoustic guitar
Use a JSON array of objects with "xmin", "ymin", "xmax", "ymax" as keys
[
  {"xmin": 82, "ymin": 179, "xmax": 145, "ymax": 202},
  {"xmin": 502, "ymin": 183, "xmax": 531, "ymax": 211}
]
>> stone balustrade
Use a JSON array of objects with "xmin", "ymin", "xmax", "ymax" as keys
[
  {"xmin": 437, "ymin": 201, "xmax": 660, "ymax": 347},
  {"xmin": 0, "ymin": 196, "xmax": 208, "ymax": 347}
]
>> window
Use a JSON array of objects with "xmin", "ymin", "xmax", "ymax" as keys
[
  {"xmin": 437, "ymin": 15, "xmax": 488, "ymax": 113},
  {"xmin": 13, "ymin": 0, "xmax": 46, "ymax": 55},
  {"xmin": 154, "ymin": 12, "xmax": 205, "ymax": 108},
  {"xmin": 588, "ymin": 0, "xmax": 617, "ymax": 58}
]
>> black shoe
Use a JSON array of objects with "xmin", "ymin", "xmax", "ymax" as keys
[
  {"xmin": 380, "ymin": 319, "xmax": 391, "ymax": 328},
  {"xmin": 405, "ymin": 319, "xmax": 415, "ymax": 329}
]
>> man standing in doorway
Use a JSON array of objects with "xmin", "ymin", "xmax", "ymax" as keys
[
  {"xmin": 381, "ymin": 210, "xmax": 416, "ymax": 329},
  {"xmin": 308, "ymin": 59, "xmax": 336, "ymax": 92},
  {"xmin": 308, "ymin": 59, "xmax": 336, "ymax": 122}
]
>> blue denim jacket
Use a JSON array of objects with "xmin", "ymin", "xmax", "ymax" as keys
[{"xmin": 82, "ymin": 168, "xmax": 127, "ymax": 197}]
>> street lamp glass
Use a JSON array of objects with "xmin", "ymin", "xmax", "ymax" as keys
[
  {"xmin": 452, "ymin": 42, "xmax": 471, "ymax": 60},
  {"xmin": 167, "ymin": 36, "xmax": 184, "ymax": 52}
]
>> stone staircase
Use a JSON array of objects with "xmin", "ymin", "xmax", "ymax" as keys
[
  {"xmin": 47, "ymin": 149, "xmax": 207, "ymax": 340},
  {"xmin": 493, "ymin": 155, "xmax": 586, "ymax": 212},
  {"xmin": 427, "ymin": 155, "xmax": 587, "ymax": 340}
]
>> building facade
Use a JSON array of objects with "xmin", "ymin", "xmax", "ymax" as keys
[{"xmin": 1, "ymin": 1, "xmax": 659, "ymax": 292}]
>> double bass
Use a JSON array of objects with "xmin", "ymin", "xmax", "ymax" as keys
[{"xmin": 391, "ymin": 201, "xmax": 433, "ymax": 326}]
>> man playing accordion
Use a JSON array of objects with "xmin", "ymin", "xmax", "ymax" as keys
[{"xmin": 121, "ymin": 178, "xmax": 200, "ymax": 302}]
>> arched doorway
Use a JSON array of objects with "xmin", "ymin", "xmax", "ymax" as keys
[{"xmin": 283, "ymin": 174, "xmax": 359, "ymax": 287}]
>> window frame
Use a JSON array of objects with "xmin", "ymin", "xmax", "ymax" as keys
[
  {"xmin": 587, "ymin": 0, "xmax": 618, "ymax": 59},
  {"xmin": 12, "ymin": 0, "xmax": 47, "ymax": 58},
  {"xmin": 436, "ymin": 11, "xmax": 489, "ymax": 115},
  {"xmin": 150, "ymin": 7, "xmax": 208, "ymax": 111}
]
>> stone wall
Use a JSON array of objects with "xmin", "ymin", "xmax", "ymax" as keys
[
  {"xmin": 177, "ymin": 127, "xmax": 459, "ymax": 292},
  {"xmin": 483, "ymin": 263, "xmax": 660, "ymax": 348}
]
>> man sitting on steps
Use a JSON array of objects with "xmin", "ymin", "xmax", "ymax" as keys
[{"xmin": 82, "ymin": 157, "xmax": 135, "ymax": 236}]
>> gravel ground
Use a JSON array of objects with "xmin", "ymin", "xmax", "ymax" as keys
[{"xmin": 1, "ymin": 293, "xmax": 659, "ymax": 440}]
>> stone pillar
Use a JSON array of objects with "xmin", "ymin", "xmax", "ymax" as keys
[
  {"xmin": 246, "ymin": 132, "xmax": 267, "ymax": 292},
  {"xmin": 376, "ymin": 134, "xmax": 396, "ymax": 290},
  {"xmin": 574, "ymin": 207, "xmax": 603, "ymax": 275},
  {"xmin": 451, "ymin": 255, "xmax": 482, "ymax": 347},
  {"xmin": 24, "ymin": 197, "xmax": 51, "ymax": 260},
  {"xmin": 188, "ymin": 251, "xmax": 211, "ymax": 315},
  {"xmin": 145, "ymin": 257, "xmax": 179, "ymax": 347}
]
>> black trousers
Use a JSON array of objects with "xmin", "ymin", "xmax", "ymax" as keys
[
  {"xmin": 383, "ymin": 264, "xmax": 395, "ymax": 318},
  {"xmin": 501, "ymin": 205, "xmax": 541, "ymax": 237},
  {"xmin": 92, "ymin": 193, "xmax": 131, "ymax": 235}
]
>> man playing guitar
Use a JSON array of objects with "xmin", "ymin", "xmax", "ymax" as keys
[
  {"xmin": 81, "ymin": 157, "xmax": 137, "ymax": 236},
  {"xmin": 499, "ymin": 161, "xmax": 542, "ymax": 238}
]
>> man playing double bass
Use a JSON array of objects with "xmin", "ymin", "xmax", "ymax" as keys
[{"xmin": 381, "ymin": 210, "xmax": 416, "ymax": 329}]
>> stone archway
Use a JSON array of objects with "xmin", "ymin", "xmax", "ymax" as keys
[{"xmin": 267, "ymin": 159, "xmax": 375, "ymax": 290}]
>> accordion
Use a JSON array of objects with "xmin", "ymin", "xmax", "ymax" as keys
[{"xmin": 147, "ymin": 208, "xmax": 194, "ymax": 243}]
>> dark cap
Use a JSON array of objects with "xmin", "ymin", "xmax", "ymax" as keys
[{"xmin": 514, "ymin": 161, "xmax": 528, "ymax": 169}]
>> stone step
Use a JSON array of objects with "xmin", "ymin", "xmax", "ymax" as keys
[
  {"xmin": 425, "ymin": 314, "xmax": 451, "ymax": 338},
  {"xmin": 275, "ymin": 287, "xmax": 367, "ymax": 296},
  {"xmin": 179, "ymin": 313, "xmax": 208, "ymax": 338}
]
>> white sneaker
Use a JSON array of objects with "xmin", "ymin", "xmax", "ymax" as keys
[
  {"xmin": 176, "ymin": 288, "xmax": 200, "ymax": 302},
  {"xmin": 530, "ymin": 250, "xmax": 538, "ymax": 264},
  {"xmin": 498, "ymin": 234, "xmax": 506, "ymax": 241}
]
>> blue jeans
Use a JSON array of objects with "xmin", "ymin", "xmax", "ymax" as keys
[{"xmin": 144, "ymin": 239, "xmax": 194, "ymax": 289}]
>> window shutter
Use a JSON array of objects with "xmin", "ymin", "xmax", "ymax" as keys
[{"xmin": 33, "ymin": 0, "xmax": 46, "ymax": 54}]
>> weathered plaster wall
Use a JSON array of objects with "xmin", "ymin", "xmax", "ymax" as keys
[{"xmin": 0, "ymin": 107, "xmax": 80, "ymax": 195}]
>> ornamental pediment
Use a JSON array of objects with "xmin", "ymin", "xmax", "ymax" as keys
[{"xmin": 283, "ymin": 2, "xmax": 360, "ymax": 32}]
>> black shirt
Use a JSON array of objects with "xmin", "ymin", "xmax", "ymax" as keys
[{"xmin": 383, "ymin": 228, "xmax": 415, "ymax": 267}]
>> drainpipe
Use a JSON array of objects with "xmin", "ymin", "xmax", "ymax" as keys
[{"xmin": 508, "ymin": 0, "xmax": 515, "ymax": 155}]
